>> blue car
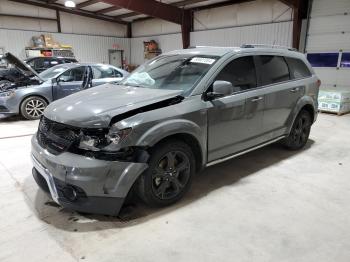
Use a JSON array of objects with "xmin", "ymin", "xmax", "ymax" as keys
[{"xmin": 0, "ymin": 52, "xmax": 128, "ymax": 120}]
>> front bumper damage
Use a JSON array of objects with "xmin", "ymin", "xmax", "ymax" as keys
[{"xmin": 31, "ymin": 135, "xmax": 148, "ymax": 216}]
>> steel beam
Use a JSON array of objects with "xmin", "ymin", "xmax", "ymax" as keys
[
  {"xmin": 292, "ymin": 0, "xmax": 302, "ymax": 49},
  {"xmin": 56, "ymin": 9, "xmax": 61, "ymax": 32}
]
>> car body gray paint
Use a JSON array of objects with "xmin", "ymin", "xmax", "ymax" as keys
[{"xmin": 31, "ymin": 46, "xmax": 320, "ymax": 215}]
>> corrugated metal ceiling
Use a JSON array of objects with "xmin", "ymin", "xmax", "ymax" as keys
[{"xmin": 51, "ymin": 0, "xmax": 232, "ymax": 22}]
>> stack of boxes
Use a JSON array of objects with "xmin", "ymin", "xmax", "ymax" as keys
[{"xmin": 318, "ymin": 89, "xmax": 350, "ymax": 115}]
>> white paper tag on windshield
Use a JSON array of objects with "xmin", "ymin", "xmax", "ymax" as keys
[{"xmin": 190, "ymin": 57, "xmax": 215, "ymax": 65}]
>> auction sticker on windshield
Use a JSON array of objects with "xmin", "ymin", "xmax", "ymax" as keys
[{"xmin": 190, "ymin": 57, "xmax": 216, "ymax": 65}]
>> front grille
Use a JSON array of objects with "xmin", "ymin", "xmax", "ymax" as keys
[{"xmin": 37, "ymin": 117, "xmax": 80, "ymax": 155}]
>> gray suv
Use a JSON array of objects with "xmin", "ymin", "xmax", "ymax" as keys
[{"xmin": 31, "ymin": 46, "xmax": 320, "ymax": 215}]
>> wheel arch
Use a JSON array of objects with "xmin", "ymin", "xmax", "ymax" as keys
[
  {"xmin": 287, "ymin": 96, "xmax": 317, "ymax": 134},
  {"xmin": 135, "ymin": 119, "xmax": 206, "ymax": 172},
  {"xmin": 150, "ymin": 133, "xmax": 204, "ymax": 173}
]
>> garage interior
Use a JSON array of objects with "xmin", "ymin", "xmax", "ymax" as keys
[{"xmin": 0, "ymin": 0, "xmax": 350, "ymax": 261}]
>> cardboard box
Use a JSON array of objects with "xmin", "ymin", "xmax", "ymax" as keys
[
  {"xmin": 42, "ymin": 34, "xmax": 54, "ymax": 48},
  {"xmin": 318, "ymin": 89, "xmax": 350, "ymax": 114}
]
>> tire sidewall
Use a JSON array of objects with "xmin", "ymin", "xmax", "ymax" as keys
[
  {"xmin": 20, "ymin": 96, "xmax": 47, "ymax": 120},
  {"xmin": 284, "ymin": 110, "xmax": 311, "ymax": 150},
  {"xmin": 138, "ymin": 140, "xmax": 196, "ymax": 207}
]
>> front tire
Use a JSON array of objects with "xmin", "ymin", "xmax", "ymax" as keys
[
  {"xmin": 20, "ymin": 96, "xmax": 47, "ymax": 120},
  {"xmin": 136, "ymin": 139, "xmax": 195, "ymax": 207},
  {"xmin": 283, "ymin": 110, "xmax": 312, "ymax": 150}
]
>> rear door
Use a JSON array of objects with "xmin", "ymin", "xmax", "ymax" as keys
[
  {"xmin": 255, "ymin": 55, "xmax": 304, "ymax": 138},
  {"xmin": 53, "ymin": 66, "xmax": 86, "ymax": 100},
  {"xmin": 91, "ymin": 65, "xmax": 124, "ymax": 86},
  {"xmin": 207, "ymin": 55, "xmax": 265, "ymax": 162}
]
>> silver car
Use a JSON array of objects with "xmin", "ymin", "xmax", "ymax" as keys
[
  {"xmin": 31, "ymin": 46, "xmax": 320, "ymax": 215},
  {"xmin": 0, "ymin": 53, "xmax": 128, "ymax": 120}
]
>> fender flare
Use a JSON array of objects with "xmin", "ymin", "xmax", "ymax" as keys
[
  {"xmin": 135, "ymin": 119, "xmax": 206, "ymax": 165},
  {"xmin": 287, "ymin": 96, "xmax": 317, "ymax": 134}
]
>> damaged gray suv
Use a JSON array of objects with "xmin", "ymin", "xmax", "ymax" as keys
[{"xmin": 31, "ymin": 46, "xmax": 320, "ymax": 215}]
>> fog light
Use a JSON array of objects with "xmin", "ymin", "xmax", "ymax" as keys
[{"xmin": 63, "ymin": 186, "xmax": 78, "ymax": 201}]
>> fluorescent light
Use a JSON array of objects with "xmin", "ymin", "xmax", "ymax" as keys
[{"xmin": 64, "ymin": 0, "xmax": 76, "ymax": 8}]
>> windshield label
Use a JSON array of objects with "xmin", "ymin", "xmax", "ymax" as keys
[{"xmin": 190, "ymin": 57, "xmax": 215, "ymax": 65}]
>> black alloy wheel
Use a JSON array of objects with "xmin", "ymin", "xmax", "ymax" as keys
[
  {"xmin": 283, "ymin": 110, "xmax": 311, "ymax": 150},
  {"xmin": 152, "ymin": 150, "xmax": 191, "ymax": 200},
  {"xmin": 137, "ymin": 140, "xmax": 195, "ymax": 207}
]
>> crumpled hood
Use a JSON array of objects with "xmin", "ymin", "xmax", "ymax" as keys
[{"xmin": 44, "ymin": 84, "xmax": 183, "ymax": 128}]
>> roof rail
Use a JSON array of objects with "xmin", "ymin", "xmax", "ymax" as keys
[
  {"xmin": 188, "ymin": 46, "xmax": 239, "ymax": 49},
  {"xmin": 241, "ymin": 44, "xmax": 297, "ymax": 51}
]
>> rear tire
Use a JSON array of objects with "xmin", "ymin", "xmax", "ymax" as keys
[
  {"xmin": 283, "ymin": 110, "xmax": 312, "ymax": 150},
  {"xmin": 20, "ymin": 96, "xmax": 47, "ymax": 120},
  {"xmin": 136, "ymin": 139, "xmax": 195, "ymax": 207}
]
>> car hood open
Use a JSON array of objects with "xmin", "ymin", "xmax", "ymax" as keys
[
  {"xmin": 0, "ymin": 52, "xmax": 44, "ymax": 82},
  {"xmin": 44, "ymin": 84, "xmax": 184, "ymax": 128}
]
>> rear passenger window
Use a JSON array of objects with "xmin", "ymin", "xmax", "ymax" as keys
[
  {"xmin": 215, "ymin": 56, "xmax": 256, "ymax": 92},
  {"xmin": 258, "ymin": 56, "xmax": 290, "ymax": 86},
  {"xmin": 285, "ymin": 57, "xmax": 311, "ymax": 79}
]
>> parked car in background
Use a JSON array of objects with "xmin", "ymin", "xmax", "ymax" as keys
[
  {"xmin": 0, "ymin": 54, "xmax": 77, "ymax": 88},
  {"xmin": 0, "ymin": 53, "xmax": 128, "ymax": 119},
  {"xmin": 24, "ymin": 56, "xmax": 78, "ymax": 73},
  {"xmin": 31, "ymin": 46, "xmax": 320, "ymax": 216}
]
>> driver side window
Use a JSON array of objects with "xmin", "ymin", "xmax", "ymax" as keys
[
  {"xmin": 215, "ymin": 56, "xmax": 257, "ymax": 93},
  {"xmin": 60, "ymin": 66, "xmax": 85, "ymax": 82}
]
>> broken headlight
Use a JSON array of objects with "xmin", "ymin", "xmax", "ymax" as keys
[{"xmin": 78, "ymin": 127, "xmax": 132, "ymax": 152}]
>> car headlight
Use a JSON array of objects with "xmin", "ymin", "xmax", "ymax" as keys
[
  {"xmin": 0, "ymin": 90, "xmax": 15, "ymax": 97},
  {"xmin": 78, "ymin": 127, "xmax": 132, "ymax": 152}
]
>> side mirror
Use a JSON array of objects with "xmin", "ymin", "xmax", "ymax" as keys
[
  {"xmin": 52, "ymin": 77, "xmax": 58, "ymax": 84},
  {"xmin": 206, "ymin": 80, "xmax": 233, "ymax": 100}
]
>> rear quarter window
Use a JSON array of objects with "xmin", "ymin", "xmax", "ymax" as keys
[{"xmin": 285, "ymin": 57, "xmax": 312, "ymax": 79}]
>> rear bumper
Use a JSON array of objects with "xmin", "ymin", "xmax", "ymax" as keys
[{"xmin": 31, "ymin": 134, "xmax": 148, "ymax": 216}]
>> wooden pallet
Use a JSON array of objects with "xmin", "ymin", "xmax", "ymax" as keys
[{"xmin": 319, "ymin": 110, "xmax": 350, "ymax": 116}]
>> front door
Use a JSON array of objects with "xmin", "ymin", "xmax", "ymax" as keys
[
  {"xmin": 53, "ymin": 66, "xmax": 86, "ymax": 100},
  {"xmin": 207, "ymin": 56, "xmax": 265, "ymax": 162}
]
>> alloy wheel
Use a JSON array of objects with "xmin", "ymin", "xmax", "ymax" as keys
[
  {"xmin": 291, "ymin": 114, "xmax": 310, "ymax": 147},
  {"xmin": 25, "ymin": 99, "xmax": 46, "ymax": 118},
  {"xmin": 152, "ymin": 151, "xmax": 191, "ymax": 200}
]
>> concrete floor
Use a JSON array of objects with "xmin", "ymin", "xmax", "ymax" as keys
[{"xmin": 0, "ymin": 113, "xmax": 349, "ymax": 262}]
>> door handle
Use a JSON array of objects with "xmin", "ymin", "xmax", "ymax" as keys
[
  {"xmin": 251, "ymin": 96, "xmax": 263, "ymax": 102},
  {"xmin": 290, "ymin": 87, "xmax": 300, "ymax": 93}
]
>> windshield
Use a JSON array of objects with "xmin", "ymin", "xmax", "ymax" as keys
[
  {"xmin": 39, "ymin": 65, "xmax": 69, "ymax": 80},
  {"xmin": 121, "ymin": 54, "xmax": 218, "ymax": 95}
]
